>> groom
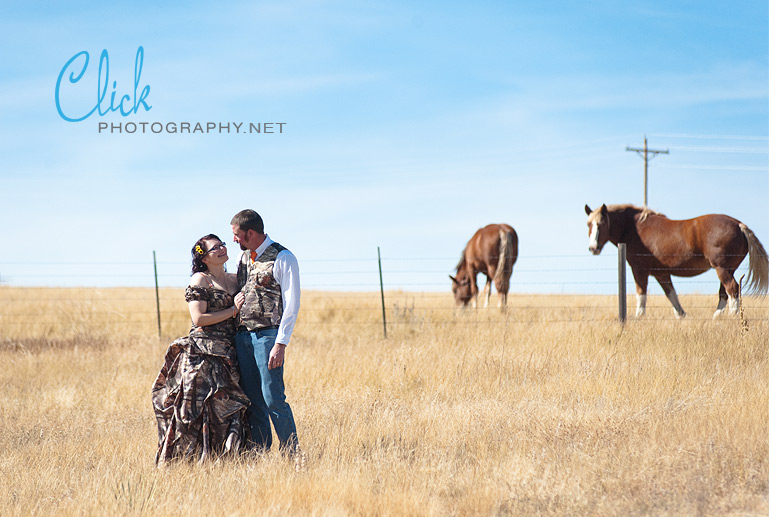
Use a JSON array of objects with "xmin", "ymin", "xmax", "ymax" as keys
[{"xmin": 231, "ymin": 209, "xmax": 301, "ymax": 456}]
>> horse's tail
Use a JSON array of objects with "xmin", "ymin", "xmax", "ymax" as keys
[
  {"xmin": 494, "ymin": 229, "xmax": 514, "ymax": 287},
  {"xmin": 740, "ymin": 224, "xmax": 769, "ymax": 296}
]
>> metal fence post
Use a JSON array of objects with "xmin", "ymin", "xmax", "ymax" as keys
[
  {"xmin": 618, "ymin": 243, "xmax": 627, "ymax": 323},
  {"xmin": 378, "ymin": 247, "xmax": 387, "ymax": 339},
  {"xmin": 154, "ymin": 250, "xmax": 162, "ymax": 338}
]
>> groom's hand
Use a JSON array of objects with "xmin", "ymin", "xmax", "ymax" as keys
[{"xmin": 268, "ymin": 343, "xmax": 286, "ymax": 370}]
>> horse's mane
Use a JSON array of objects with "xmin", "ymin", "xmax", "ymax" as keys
[
  {"xmin": 607, "ymin": 204, "xmax": 665, "ymax": 223},
  {"xmin": 455, "ymin": 250, "xmax": 467, "ymax": 273}
]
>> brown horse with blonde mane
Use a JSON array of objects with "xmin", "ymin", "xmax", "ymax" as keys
[
  {"xmin": 585, "ymin": 203, "xmax": 768, "ymax": 319},
  {"xmin": 450, "ymin": 224, "xmax": 518, "ymax": 308}
]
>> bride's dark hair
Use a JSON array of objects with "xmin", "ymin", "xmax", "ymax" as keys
[{"xmin": 191, "ymin": 234, "xmax": 221, "ymax": 274}]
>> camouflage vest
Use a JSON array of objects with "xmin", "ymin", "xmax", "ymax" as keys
[{"xmin": 237, "ymin": 242, "xmax": 287, "ymax": 330}]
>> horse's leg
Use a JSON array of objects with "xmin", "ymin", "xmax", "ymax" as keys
[
  {"xmin": 496, "ymin": 278, "xmax": 509, "ymax": 308},
  {"xmin": 630, "ymin": 266, "xmax": 649, "ymax": 317},
  {"xmin": 492, "ymin": 270, "xmax": 509, "ymax": 309},
  {"xmin": 713, "ymin": 267, "xmax": 739, "ymax": 317},
  {"xmin": 470, "ymin": 270, "xmax": 479, "ymax": 309},
  {"xmin": 482, "ymin": 277, "xmax": 492, "ymax": 308},
  {"xmin": 713, "ymin": 283, "xmax": 728, "ymax": 319},
  {"xmin": 656, "ymin": 274, "xmax": 686, "ymax": 319},
  {"xmin": 485, "ymin": 262, "xmax": 498, "ymax": 308}
]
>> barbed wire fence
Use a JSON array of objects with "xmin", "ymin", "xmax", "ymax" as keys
[{"xmin": 1, "ymin": 248, "xmax": 767, "ymax": 338}]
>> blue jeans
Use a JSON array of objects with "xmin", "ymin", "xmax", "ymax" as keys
[{"xmin": 235, "ymin": 328, "xmax": 298, "ymax": 452}]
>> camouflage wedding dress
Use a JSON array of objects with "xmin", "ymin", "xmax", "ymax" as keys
[{"xmin": 152, "ymin": 286, "xmax": 249, "ymax": 465}]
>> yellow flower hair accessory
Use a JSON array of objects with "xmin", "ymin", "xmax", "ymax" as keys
[{"xmin": 195, "ymin": 245, "xmax": 204, "ymax": 255}]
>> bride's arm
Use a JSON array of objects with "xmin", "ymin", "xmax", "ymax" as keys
[{"xmin": 187, "ymin": 273, "xmax": 239, "ymax": 326}]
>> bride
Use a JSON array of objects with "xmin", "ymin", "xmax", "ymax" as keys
[{"xmin": 151, "ymin": 234, "xmax": 249, "ymax": 465}]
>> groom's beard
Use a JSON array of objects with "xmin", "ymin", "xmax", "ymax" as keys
[{"xmin": 240, "ymin": 244, "xmax": 247, "ymax": 251}]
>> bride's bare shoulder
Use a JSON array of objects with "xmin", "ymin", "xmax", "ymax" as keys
[{"xmin": 189, "ymin": 272, "xmax": 209, "ymax": 288}]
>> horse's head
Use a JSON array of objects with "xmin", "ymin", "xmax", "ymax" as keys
[
  {"xmin": 449, "ymin": 272, "xmax": 472, "ymax": 306},
  {"xmin": 585, "ymin": 204, "xmax": 610, "ymax": 255}
]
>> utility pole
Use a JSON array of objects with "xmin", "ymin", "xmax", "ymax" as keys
[{"xmin": 626, "ymin": 135, "xmax": 669, "ymax": 207}]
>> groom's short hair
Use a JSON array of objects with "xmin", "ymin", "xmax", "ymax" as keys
[{"xmin": 231, "ymin": 209, "xmax": 264, "ymax": 234}]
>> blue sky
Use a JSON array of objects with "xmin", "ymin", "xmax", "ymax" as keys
[{"xmin": 1, "ymin": 1, "xmax": 767, "ymax": 295}]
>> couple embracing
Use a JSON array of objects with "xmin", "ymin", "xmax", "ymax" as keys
[{"xmin": 151, "ymin": 209, "xmax": 303, "ymax": 468}]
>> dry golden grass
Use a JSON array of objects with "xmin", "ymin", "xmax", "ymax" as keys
[{"xmin": 0, "ymin": 286, "xmax": 767, "ymax": 516}]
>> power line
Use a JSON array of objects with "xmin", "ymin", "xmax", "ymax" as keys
[
  {"xmin": 657, "ymin": 165, "xmax": 768, "ymax": 172},
  {"xmin": 649, "ymin": 133, "xmax": 769, "ymax": 141},
  {"xmin": 667, "ymin": 145, "xmax": 768, "ymax": 153},
  {"xmin": 626, "ymin": 135, "xmax": 669, "ymax": 207}
]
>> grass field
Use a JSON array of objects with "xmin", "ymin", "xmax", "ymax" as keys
[{"xmin": 1, "ymin": 286, "xmax": 767, "ymax": 516}]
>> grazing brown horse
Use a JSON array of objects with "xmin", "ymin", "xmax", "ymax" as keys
[
  {"xmin": 450, "ymin": 224, "xmax": 518, "ymax": 308},
  {"xmin": 585, "ymin": 204, "xmax": 768, "ymax": 319}
]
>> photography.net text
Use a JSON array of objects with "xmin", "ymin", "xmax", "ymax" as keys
[{"xmin": 97, "ymin": 122, "xmax": 287, "ymax": 134}]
